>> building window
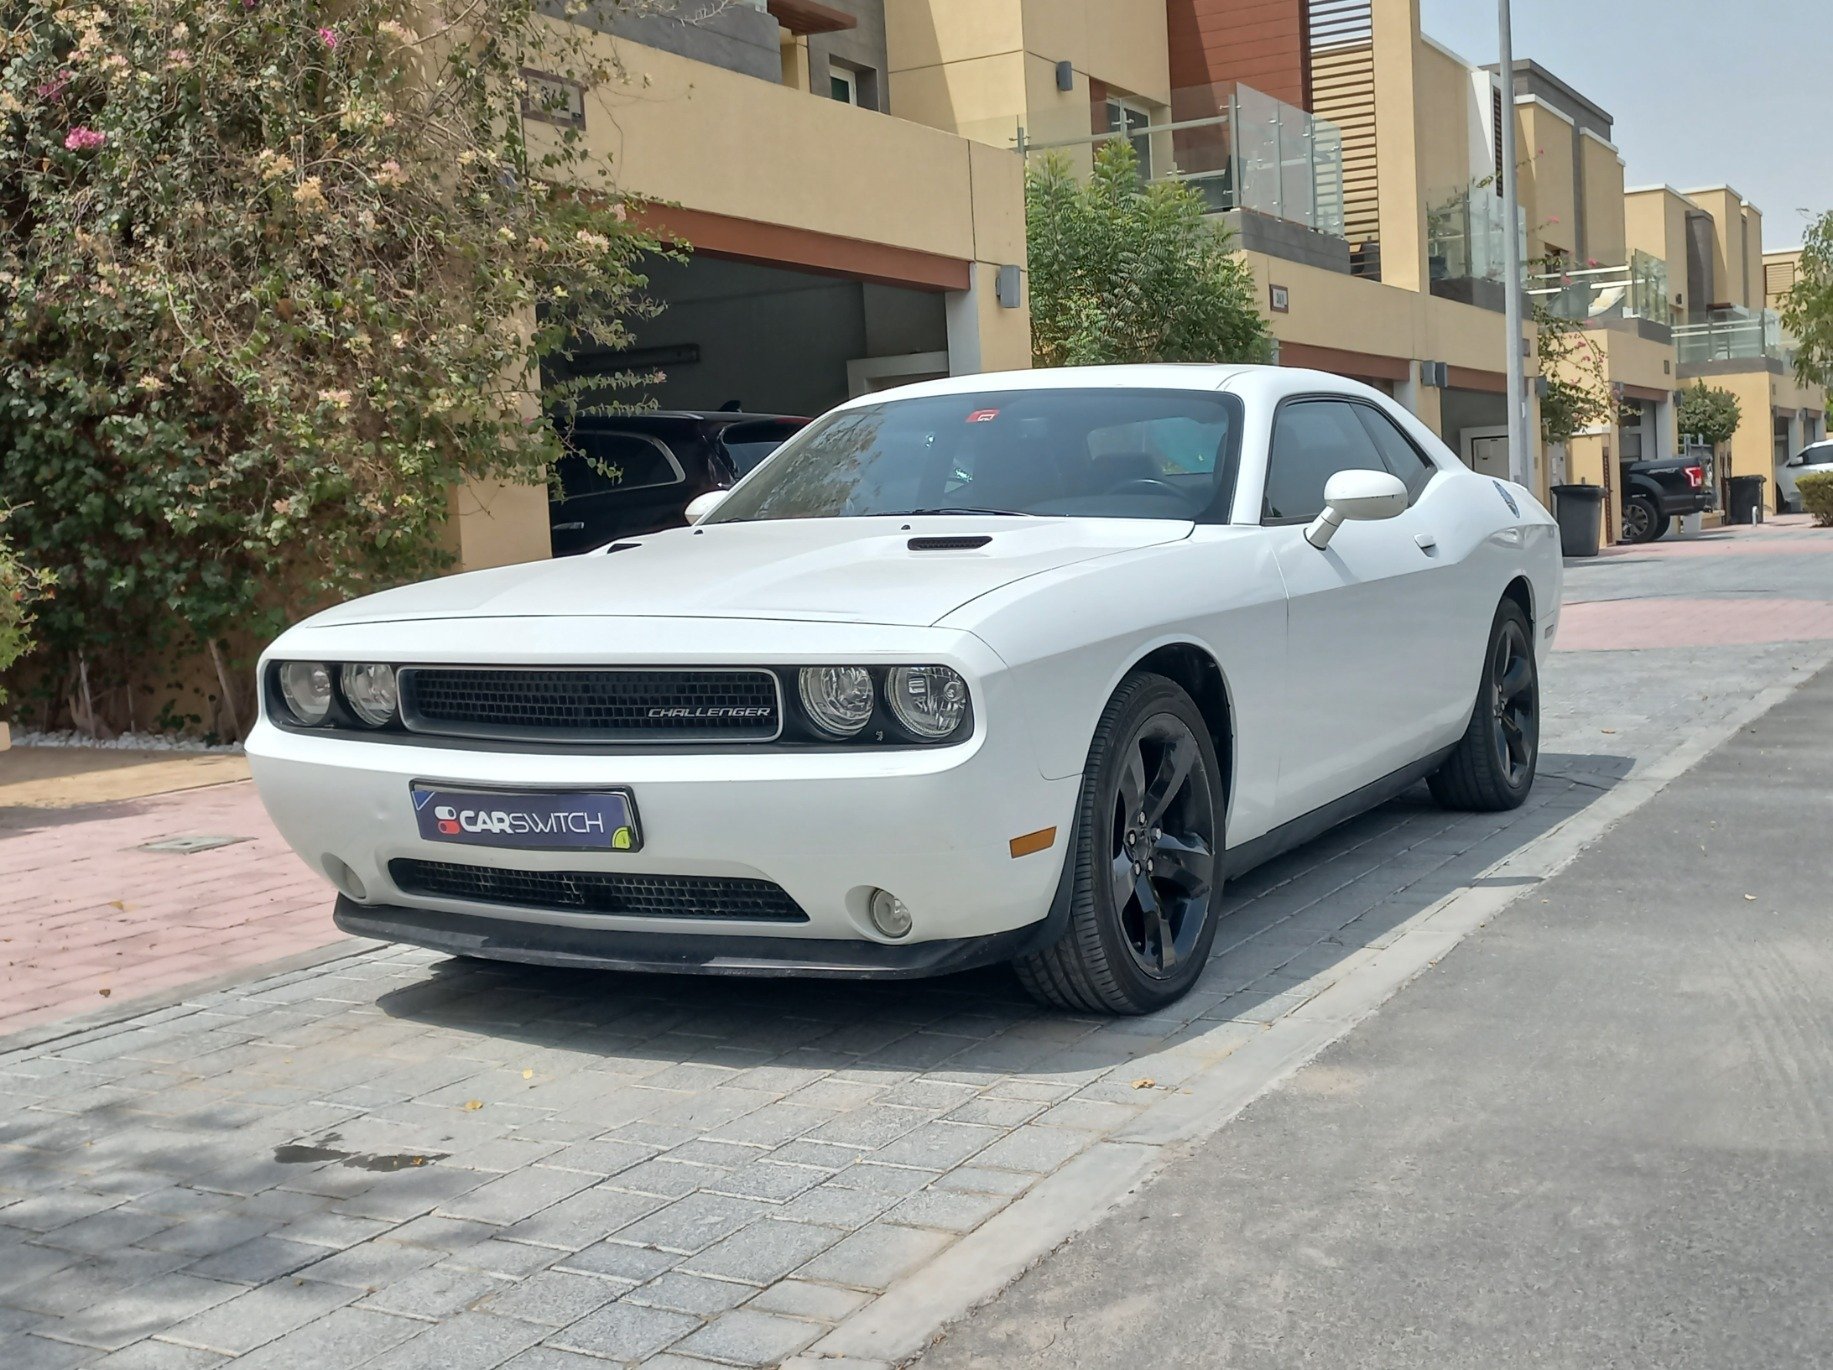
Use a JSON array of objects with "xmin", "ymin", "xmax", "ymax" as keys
[{"xmin": 830, "ymin": 66, "xmax": 858, "ymax": 105}]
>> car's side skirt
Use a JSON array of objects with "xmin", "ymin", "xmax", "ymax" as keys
[{"xmin": 1222, "ymin": 745, "xmax": 1457, "ymax": 881}]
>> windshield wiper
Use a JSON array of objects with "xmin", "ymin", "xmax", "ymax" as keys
[{"xmin": 890, "ymin": 506, "xmax": 1036, "ymax": 518}]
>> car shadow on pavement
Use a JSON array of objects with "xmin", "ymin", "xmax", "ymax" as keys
[
  {"xmin": 0, "ymin": 755, "xmax": 1630, "ymax": 1251},
  {"xmin": 360, "ymin": 753, "xmax": 1631, "ymax": 1071}
]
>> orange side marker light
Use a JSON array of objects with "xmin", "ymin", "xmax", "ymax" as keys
[{"xmin": 1008, "ymin": 827, "xmax": 1057, "ymax": 859}]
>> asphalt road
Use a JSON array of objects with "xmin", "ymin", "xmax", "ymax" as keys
[{"xmin": 920, "ymin": 664, "xmax": 1833, "ymax": 1369}]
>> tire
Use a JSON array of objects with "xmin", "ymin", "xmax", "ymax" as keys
[
  {"xmin": 1014, "ymin": 673, "xmax": 1224, "ymax": 1015},
  {"xmin": 1622, "ymin": 493, "xmax": 1661, "ymax": 544},
  {"xmin": 1429, "ymin": 599, "xmax": 1539, "ymax": 812},
  {"xmin": 1651, "ymin": 512, "xmax": 1672, "ymax": 541}
]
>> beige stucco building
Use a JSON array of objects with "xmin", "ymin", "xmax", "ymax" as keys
[
  {"xmin": 454, "ymin": 0, "xmax": 1035, "ymax": 568},
  {"xmin": 1624, "ymin": 183, "xmax": 1826, "ymax": 517},
  {"xmin": 452, "ymin": 0, "xmax": 1822, "ymax": 566}
]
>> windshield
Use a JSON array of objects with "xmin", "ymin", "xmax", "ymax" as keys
[{"xmin": 706, "ymin": 388, "xmax": 1241, "ymax": 524}]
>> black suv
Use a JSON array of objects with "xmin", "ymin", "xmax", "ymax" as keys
[
  {"xmin": 548, "ymin": 411, "xmax": 805, "ymax": 557},
  {"xmin": 1619, "ymin": 456, "xmax": 1712, "ymax": 543}
]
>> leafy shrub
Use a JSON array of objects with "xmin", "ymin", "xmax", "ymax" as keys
[
  {"xmin": 1026, "ymin": 139, "xmax": 1272, "ymax": 367},
  {"xmin": 0, "ymin": 508, "xmax": 54, "ymax": 708},
  {"xmin": 1797, "ymin": 473, "xmax": 1833, "ymax": 527},
  {"xmin": 0, "ymin": 1, "xmax": 663, "ymax": 736}
]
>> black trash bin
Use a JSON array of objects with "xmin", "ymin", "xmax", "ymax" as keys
[
  {"xmin": 1550, "ymin": 483, "xmax": 1606, "ymax": 557},
  {"xmin": 1727, "ymin": 474, "xmax": 1767, "ymax": 525}
]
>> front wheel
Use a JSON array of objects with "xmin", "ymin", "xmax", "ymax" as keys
[
  {"xmin": 1015, "ymin": 673, "xmax": 1224, "ymax": 1015},
  {"xmin": 1429, "ymin": 599, "xmax": 1539, "ymax": 812}
]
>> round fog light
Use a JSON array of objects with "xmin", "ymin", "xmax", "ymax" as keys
[{"xmin": 869, "ymin": 889, "xmax": 913, "ymax": 940}]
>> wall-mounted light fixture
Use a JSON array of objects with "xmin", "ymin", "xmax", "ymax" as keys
[
  {"xmin": 1056, "ymin": 60, "xmax": 1074, "ymax": 92},
  {"xmin": 996, "ymin": 265, "xmax": 1024, "ymax": 309}
]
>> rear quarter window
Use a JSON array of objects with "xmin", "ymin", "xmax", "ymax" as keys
[{"xmin": 553, "ymin": 431, "xmax": 685, "ymax": 501}]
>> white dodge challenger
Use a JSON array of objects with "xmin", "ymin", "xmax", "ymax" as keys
[{"xmin": 248, "ymin": 365, "xmax": 1561, "ymax": 1014}]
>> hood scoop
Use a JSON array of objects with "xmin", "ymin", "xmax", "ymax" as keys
[{"xmin": 908, "ymin": 535, "xmax": 993, "ymax": 552}]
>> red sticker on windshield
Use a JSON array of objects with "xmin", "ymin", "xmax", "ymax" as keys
[{"xmin": 966, "ymin": 408, "xmax": 1001, "ymax": 423}]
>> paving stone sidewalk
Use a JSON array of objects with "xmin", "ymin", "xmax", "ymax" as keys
[{"xmin": 1, "ymin": 523, "xmax": 1830, "ymax": 1370}]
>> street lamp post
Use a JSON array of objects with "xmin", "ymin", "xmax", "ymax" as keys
[{"xmin": 1497, "ymin": 0, "xmax": 1532, "ymax": 493}]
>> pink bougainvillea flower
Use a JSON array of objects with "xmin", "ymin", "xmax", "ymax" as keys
[
  {"xmin": 318, "ymin": 26, "xmax": 339, "ymax": 49},
  {"xmin": 37, "ymin": 72, "xmax": 71, "ymax": 101},
  {"xmin": 64, "ymin": 127, "xmax": 106, "ymax": 151}
]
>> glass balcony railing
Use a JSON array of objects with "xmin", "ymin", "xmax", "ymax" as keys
[
  {"xmin": 1426, "ymin": 182, "xmax": 1526, "ymax": 290},
  {"xmin": 1525, "ymin": 251, "xmax": 1673, "ymax": 328},
  {"xmin": 1674, "ymin": 307, "xmax": 1794, "ymax": 365},
  {"xmin": 1017, "ymin": 81, "xmax": 1346, "ymax": 238}
]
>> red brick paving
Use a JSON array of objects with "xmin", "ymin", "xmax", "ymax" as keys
[
  {"xmin": 1557, "ymin": 597, "xmax": 1833, "ymax": 652},
  {"xmin": 1598, "ymin": 514, "xmax": 1828, "ymax": 558},
  {"xmin": 0, "ymin": 781, "xmax": 339, "ymax": 1041}
]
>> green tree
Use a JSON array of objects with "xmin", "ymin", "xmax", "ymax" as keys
[
  {"xmin": 1026, "ymin": 139, "xmax": 1273, "ymax": 368},
  {"xmin": 1677, "ymin": 382, "xmax": 1742, "ymax": 447},
  {"xmin": 1780, "ymin": 211, "xmax": 1833, "ymax": 389},
  {"xmin": 0, "ymin": 1, "xmax": 665, "ymax": 737}
]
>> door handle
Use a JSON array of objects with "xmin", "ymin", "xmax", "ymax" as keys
[
  {"xmin": 551, "ymin": 521, "xmax": 587, "ymax": 532},
  {"xmin": 1414, "ymin": 533, "xmax": 1439, "ymax": 554}
]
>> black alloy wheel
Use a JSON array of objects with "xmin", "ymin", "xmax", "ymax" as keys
[
  {"xmin": 1429, "ymin": 598, "xmax": 1539, "ymax": 812},
  {"xmin": 1489, "ymin": 613, "xmax": 1537, "ymax": 789},
  {"xmin": 1108, "ymin": 714, "xmax": 1218, "ymax": 978},
  {"xmin": 1623, "ymin": 494, "xmax": 1659, "ymax": 544},
  {"xmin": 1016, "ymin": 673, "xmax": 1224, "ymax": 1014}
]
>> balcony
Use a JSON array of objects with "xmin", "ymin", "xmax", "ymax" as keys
[
  {"xmin": 1427, "ymin": 182, "xmax": 1526, "ymax": 312},
  {"xmin": 1017, "ymin": 81, "xmax": 1349, "ymax": 272},
  {"xmin": 1675, "ymin": 307, "xmax": 1795, "ymax": 370},
  {"xmin": 1525, "ymin": 252, "xmax": 1673, "ymax": 340}
]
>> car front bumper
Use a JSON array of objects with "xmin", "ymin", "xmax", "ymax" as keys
[{"xmin": 245, "ymin": 669, "xmax": 1080, "ymax": 968}]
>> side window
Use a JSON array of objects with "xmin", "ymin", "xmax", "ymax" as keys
[
  {"xmin": 553, "ymin": 432, "xmax": 684, "ymax": 502},
  {"xmin": 1354, "ymin": 405, "xmax": 1438, "ymax": 500},
  {"xmin": 1263, "ymin": 400, "xmax": 1390, "ymax": 522}
]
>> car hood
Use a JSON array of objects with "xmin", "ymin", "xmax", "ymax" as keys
[{"xmin": 296, "ymin": 517, "xmax": 1191, "ymax": 631}]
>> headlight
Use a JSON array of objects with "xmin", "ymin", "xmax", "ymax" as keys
[
  {"xmin": 277, "ymin": 661, "xmax": 334, "ymax": 727},
  {"xmin": 339, "ymin": 663, "xmax": 399, "ymax": 727},
  {"xmin": 886, "ymin": 665, "xmax": 968, "ymax": 740},
  {"xmin": 799, "ymin": 666, "xmax": 874, "ymax": 738}
]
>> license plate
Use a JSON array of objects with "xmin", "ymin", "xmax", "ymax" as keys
[{"xmin": 411, "ymin": 785, "xmax": 641, "ymax": 852}]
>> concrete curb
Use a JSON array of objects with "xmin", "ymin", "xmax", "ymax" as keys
[
  {"xmin": 798, "ymin": 644, "xmax": 1833, "ymax": 1367},
  {"xmin": 0, "ymin": 935, "xmax": 371, "ymax": 1059}
]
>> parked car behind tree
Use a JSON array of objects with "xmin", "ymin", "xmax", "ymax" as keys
[{"xmin": 548, "ymin": 412, "xmax": 806, "ymax": 557}]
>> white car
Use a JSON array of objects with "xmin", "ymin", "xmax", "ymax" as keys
[
  {"xmin": 248, "ymin": 365, "xmax": 1561, "ymax": 1014},
  {"xmin": 1780, "ymin": 439, "xmax": 1833, "ymax": 511}
]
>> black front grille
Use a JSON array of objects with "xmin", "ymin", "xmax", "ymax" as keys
[
  {"xmin": 399, "ymin": 668, "xmax": 780, "ymax": 743},
  {"xmin": 390, "ymin": 859, "xmax": 808, "ymax": 923}
]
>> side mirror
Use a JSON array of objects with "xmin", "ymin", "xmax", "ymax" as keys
[
  {"xmin": 684, "ymin": 490, "xmax": 729, "ymax": 525},
  {"xmin": 1787, "ymin": 454, "xmax": 1806, "ymax": 468},
  {"xmin": 1305, "ymin": 470, "xmax": 1409, "ymax": 550}
]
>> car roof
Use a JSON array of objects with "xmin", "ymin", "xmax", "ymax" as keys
[
  {"xmin": 562, "ymin": 410, "xmax": 806, "ymax": 429},
  {"xmin": 833, "ymin": 364, "xmax": 1398, "ymax": 410}
]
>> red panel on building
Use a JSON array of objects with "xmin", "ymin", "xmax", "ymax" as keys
[{"xmin": 1165, "ymin": 0, "xmax": 1311, "ymax": 111}]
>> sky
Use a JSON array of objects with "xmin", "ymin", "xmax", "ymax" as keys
[{"xmin": 1418, "ymin": 0, "xmax": 1831, "ymax": 252}]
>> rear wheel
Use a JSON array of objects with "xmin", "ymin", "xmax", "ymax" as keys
[
  {"xmin": 1622, "ymin": 494, "xmax": 1662, "ymax": 543},
  {"xmin": 1429, "ymin": 599, "xmax": 1538, "ymax": 812},
  {"xmin": 1015, "ymin": 673, "xmax": 1223, "ymax": 1015}
]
